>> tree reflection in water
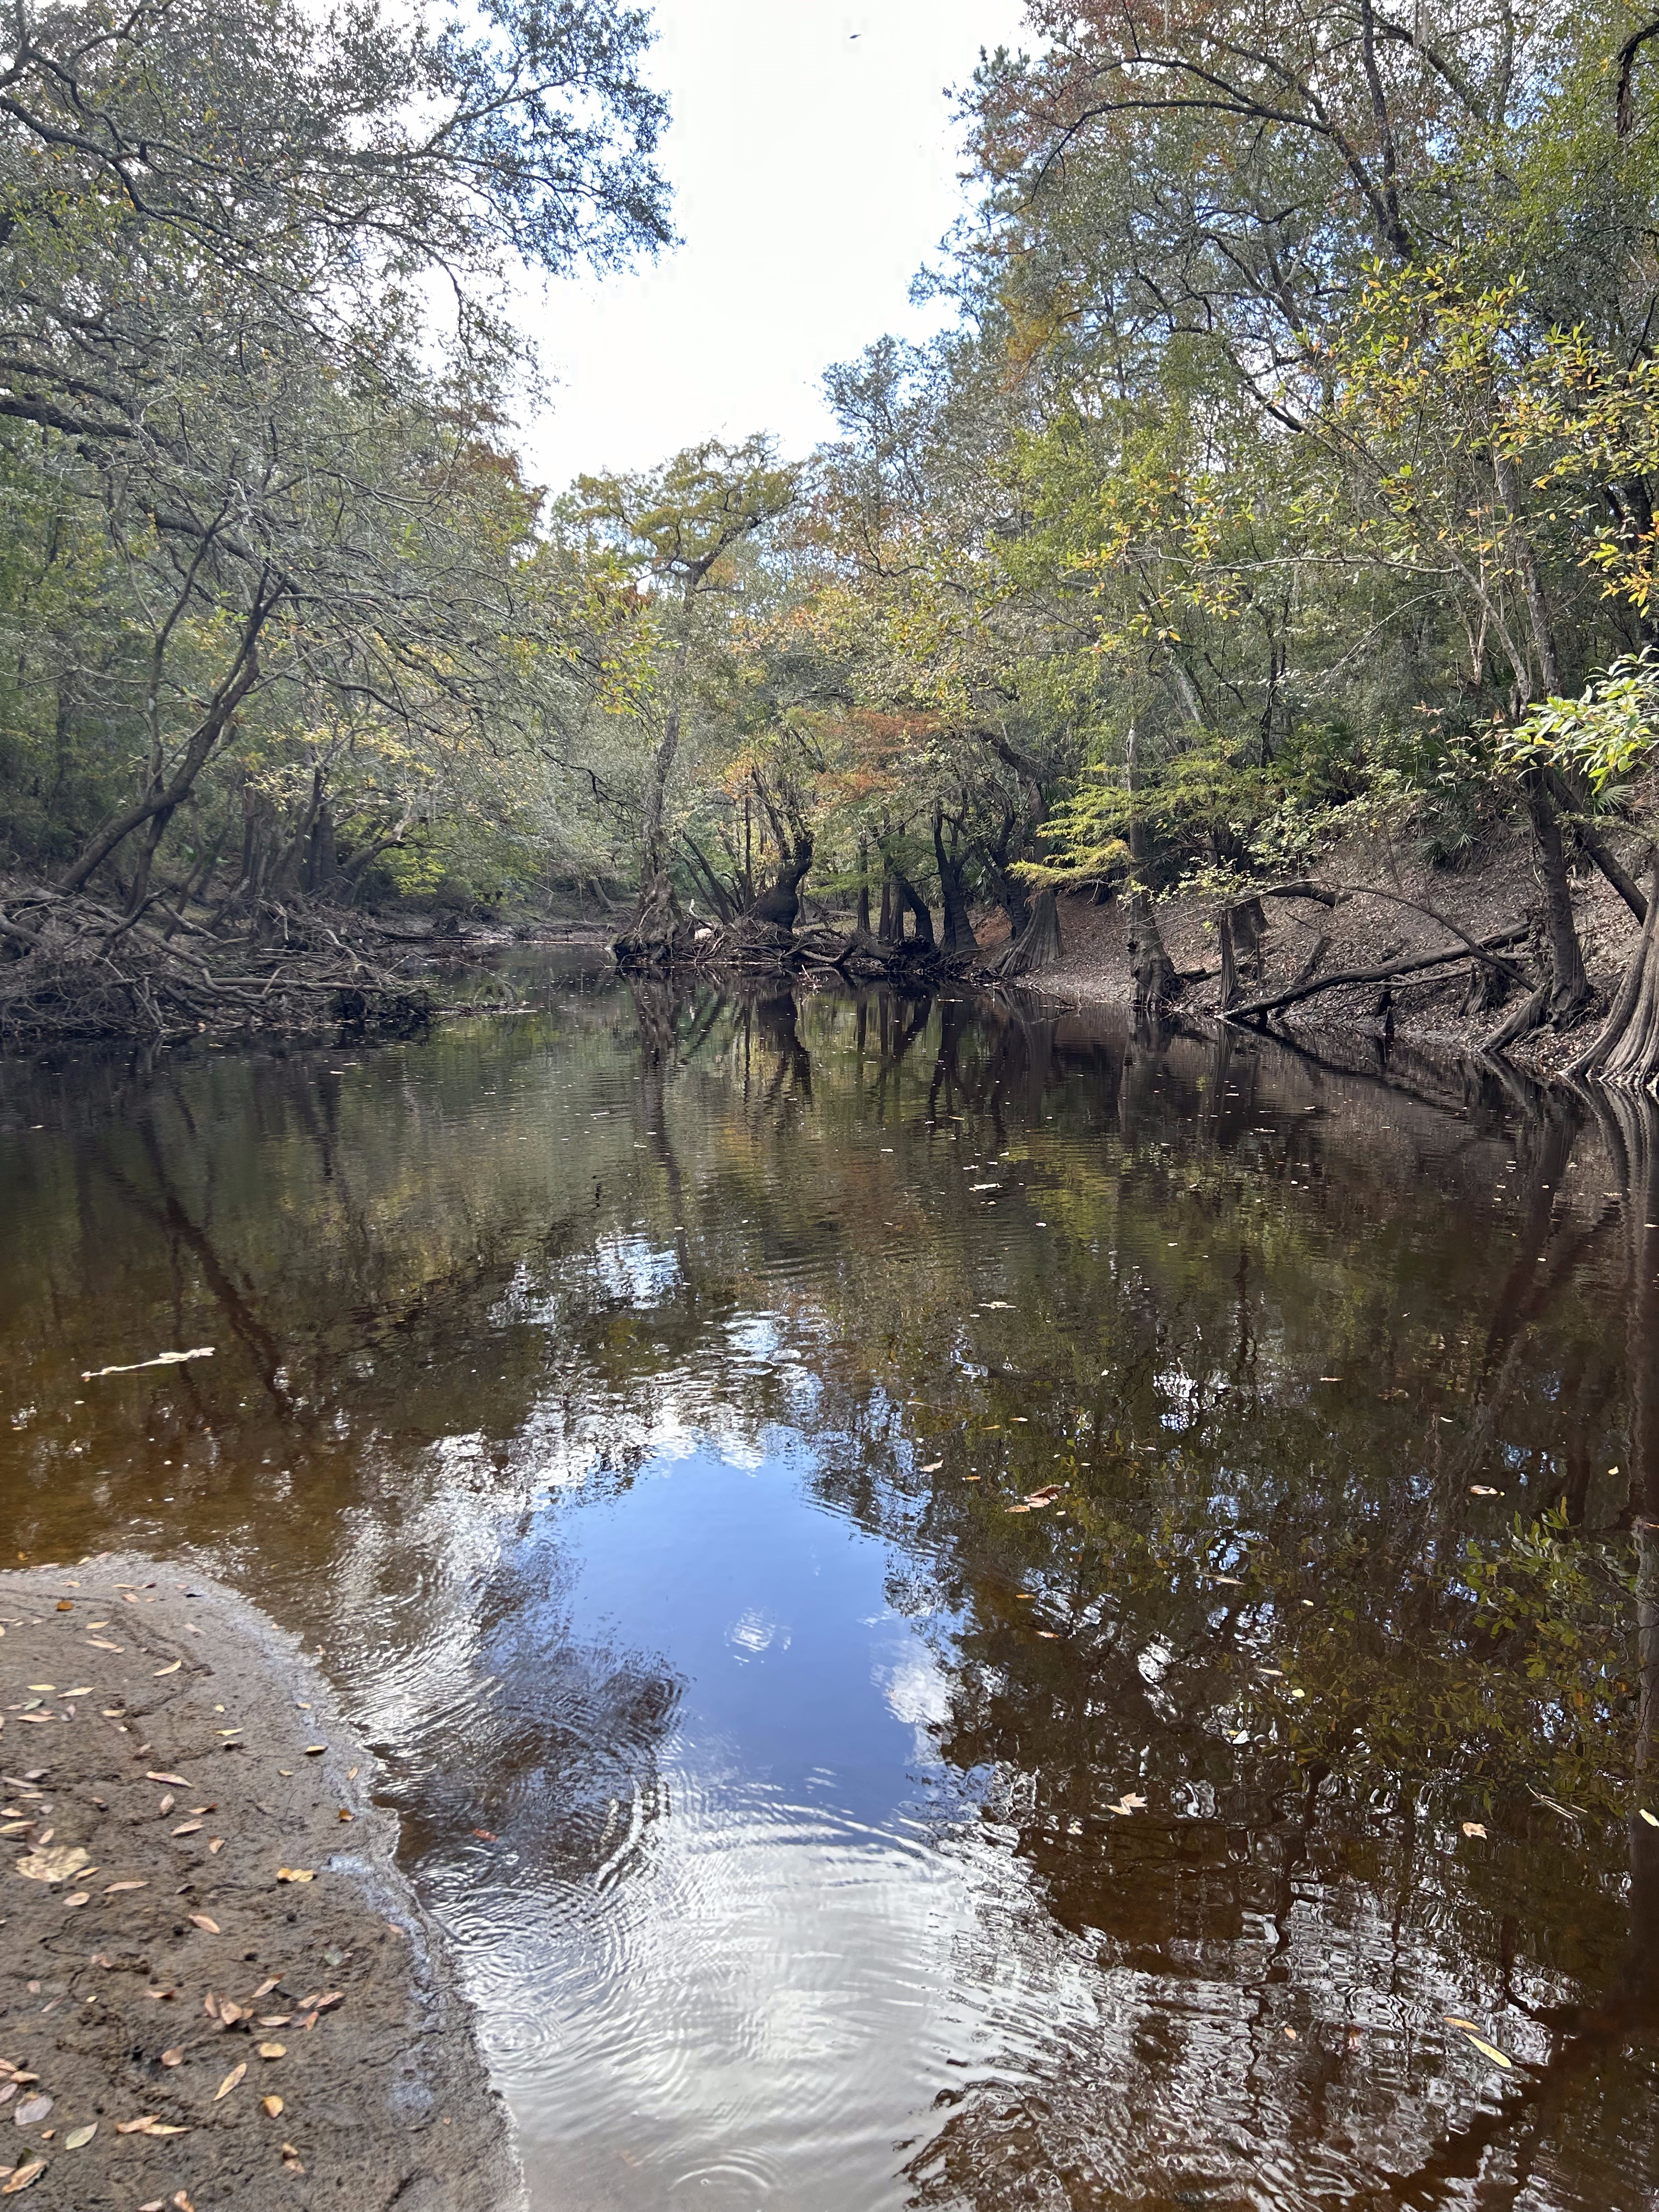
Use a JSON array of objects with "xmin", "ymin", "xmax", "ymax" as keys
[{"xmin": 0, "ymin": 963, "xmax": 1655, "ymax": 2208}]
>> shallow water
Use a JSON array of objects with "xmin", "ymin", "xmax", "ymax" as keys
[{"xmin": 3, "ymin": 966, "xmax": 1659, "ymax": 2211}]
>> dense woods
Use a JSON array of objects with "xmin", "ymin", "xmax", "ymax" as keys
[{"xmin": 5, "ymin": 0, "xmax": 1659, "ymax": 1068}]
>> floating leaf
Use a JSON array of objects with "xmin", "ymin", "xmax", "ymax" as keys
[
  {"xmin": 63, "ymin": 2125, "xmax": 96, "ymax": 2150},
  {"xmin": 213, "ymin": 2063, "xmax": 245, "ymax": 2101},
  {"xmin": 1444, "ymin": 2016, "xmax": 1513, "ymax": 2067},
  {"xmin": 1470, "ymin": 1485, "xmax": 1499, "ymax": 1496},
  {"xmin": 81, "ymin": 1347, "xmax": 215, "ymax": 1379},
  {"xmin": 919, "ymin": 1460, "xmax": 944, "ymax": 1473},
  {"xmin": 1461, "ymin": 1821, "xmax": 1488, "ymax": 1838},
  {"xmin": 1640, "ymin": 1809, "xmax": 1659, "ymax": 1828}
]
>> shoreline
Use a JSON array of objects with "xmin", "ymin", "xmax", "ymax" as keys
[{"xmin": 0, "ymin": 1559, "xmax": 523, "ymax": 2211}]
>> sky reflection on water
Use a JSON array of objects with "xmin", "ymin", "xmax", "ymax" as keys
[{"xmin": 2, "ymin": 967, "xmax": 1657, "ymax": 2210}]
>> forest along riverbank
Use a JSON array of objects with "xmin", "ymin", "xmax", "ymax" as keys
[{"xmin": 0, "ymin": 1562, "xmax": 522, "ymax": 2211}]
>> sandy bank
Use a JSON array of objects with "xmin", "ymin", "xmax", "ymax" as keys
[{"xmin": 0, "ymin": 1560, "xmax": 523, "ymax": 2211}]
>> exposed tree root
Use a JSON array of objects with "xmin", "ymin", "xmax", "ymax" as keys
[{"xmin": 0, "ymin": 885, "xmax": 442, "ymax": 1045}]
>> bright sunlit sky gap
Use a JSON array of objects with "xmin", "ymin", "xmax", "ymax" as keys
[{"xmin": 514, "ymin": 0, "xmax": 1031, "ymax": 494}]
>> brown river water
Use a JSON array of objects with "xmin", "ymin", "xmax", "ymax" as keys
[{"xmin": 3, "ymin": 958, "xmax": 1659, "ymax": 2211}]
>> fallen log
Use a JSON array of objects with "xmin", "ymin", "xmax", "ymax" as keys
[{"xmin": 1224, "ymin": 922, "xmax": 1531, "ymax": 1026}]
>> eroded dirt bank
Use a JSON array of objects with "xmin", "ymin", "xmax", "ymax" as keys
[
  {"xmin": 0, "ymin": 1560, "xmax": 523, "ymax": 2211},
  {"xmin": 980, "ymin": 820, "xmax": 1651, "ymax": 1080}
]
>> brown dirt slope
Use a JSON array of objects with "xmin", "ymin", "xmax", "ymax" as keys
[
  {"xmin": 0, "ymin": 1560, "xmax": 523, "ymax": 2212},
  {"xmin": 995, "ymin": 819, "xmax": 1649, "ymax": 1079}
]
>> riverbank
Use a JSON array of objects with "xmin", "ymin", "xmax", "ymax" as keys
[
  {"xmin": 0, "ymin": 1560, "xmax": 522, "ymax": 2211},
  {"xmin": 985, "ymin": 817, "xmax": 1651, "ymax": 1080}
]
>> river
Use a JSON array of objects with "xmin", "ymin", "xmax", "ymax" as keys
[{"xmin": 3, "ymin": 960, "xmax": 1657, "ymax": 2211}]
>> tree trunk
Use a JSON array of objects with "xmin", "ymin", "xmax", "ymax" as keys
[
  {"xmin": 933, "ymin": 808, "xmax": 977, "ymax": 953},
  {"xmin": 1124, "ymin": 725, "xmax": 1179, "ymax": 1011},
  {"xmin": 749, "ymin": 833, "xmax": 814, "ymax": 931},
  {"xmin": 981, "ymin": 888, "xmax": 1060, "ymax": 979},
  {"xmin": 1571, "ymin": 855, "xmax": 1659, "ymax": 1087},
  {"xmin": 892, "ymin": 870, "xmax": 935, "ymax": 947},
  {"xmin": 856, "ymin": 836, "xmax": 871, "ymax": 934},
  {"xmin": 1525, "ymin": 771, "xmax": 1592, "ymax": 1028}
]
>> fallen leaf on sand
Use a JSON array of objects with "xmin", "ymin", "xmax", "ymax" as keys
[
  {"xmin": 104, "ymin": 1881, "xmax": 146, "ymax": 1893},
  {"xmin": 1462, "ymin": 1821, "xmax": 1488, "ymax": 1838},
  {"xmin": 276, "ymin": 1867, "xmax": 314, "ymax": 1884},
  {"xmin": 161, "ymin": 2051, "xmax": 183, "ymax": 2069},
  {"xmin": 172, "ymin": 1822, "xmax": 202, "ymax": 1837},
  {"xmin": 84, "ymin": 1639, "xmax": 122, "ymax": 1652},
  {"xmin": 116, "ymin": 2117, "xmax": 160, "ymax": 2134},
  {"xmin": 80, "ymin": 1347, "xmax": 215, "ymax": 1380},
  {"xmin": 64, "ymin": 2125, "xmax": 96, "ymax": 2149},
  {"xmin": 63, "ymin": 1891, "xmax": 89, "ymax": 1908},
  {"xmin": 257, "ymin": 2044, "xmax": 285, "ymax": 2061},
  {"xmin": 1641, "ymin": 1809, "xmax": 1659, "ymax": 1828},
  {"xmin": 13, "ymin": 2096, "xmax": 51, "ymax": 2125},
  {"xmin": 188, "ymin": 1914, "xmax": 220, "ymax": 1934},
  {"xmin": 207, "ymin": 1838, "xmax": 224, "ymax": 1854},
  {"xmin": 13, "ymin": 1846, "xmax": 88, "ymax": 1883},
  {"xmin": 213, "ymin": 2064, "xmax": 245, "ymax": 2101},
  {"xmin": 146, "ymin": 1773, "xmax": 188, "ymax": 1787},
  {"xmin": 919, "ymin": 1460, "xmax": 944, "ymax": 1473},
  {"xmin": 154, "ymin": 1662, "xmax": 182, "ymax": 1678},
  {"xmin": 0, "ymin": 2159, "xmax": 45, "ymax": 2192},
  {"xmin": 302, "ymin": 1745, "xmax": 325, "ymax": 1757},
  {"xmin": 261, "ymin": 2096, "xmax": 283, "ymax": 2118}
]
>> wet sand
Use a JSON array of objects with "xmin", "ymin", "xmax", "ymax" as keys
[{"xmin": 0, "ymin": 1559, "xmax": 522, "ymax": 2210}]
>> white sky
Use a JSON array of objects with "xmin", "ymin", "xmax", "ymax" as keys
[{"xmin": 517, "ymin": 0, "xmax": 1031, "ymax": 493}]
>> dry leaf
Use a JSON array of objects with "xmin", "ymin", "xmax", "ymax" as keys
[
  {"xmin": 1640, "ymin": 1809, "xmax": 1659, "ymax": 1828},
  {"xmin": 81, "ymin": 1347, "xmax": 214, "ymax": 1379},
  {"xmin": 157, "ymin": 1795, "xmax": 174, "ymax": 1815},
  {"xmin": 63, "ymin": 1891, "xmax": 89, "ymax": 1908},
  {"xmin": 1461, "ymin": 1821, "xmax": 1488, "ymax": 1838},
  {"xmin": 218, "ymin": 2003, "xmax": 242, "ymax": 2027},
  {"xmin": 160, "ymin": 2050, "xmax": 183, "ymax": 2069},
  {"xmin": 189, "ymin": 1914, "xmax": 220, "ymax": 1934},
  {"xmin": 257, "ymin": 2044, "xmax": 285, "ymax": 2061},
  {"xmin": 1444, "ymin": 2017, "xmax": 1513, "ymax": 2068},
  {"xmin": 115, "ymin": 2116, "xmax": 159, "ymax": 2134},
  {"xmin": 154, "ymin": 1662, "xmax": 182, "ymax": 1678},
  {"xmin": 146, "ymin": 1773, "xmax": 188, "ymax": 1787},
  {"xmin": 0, "ymin": 2159, "xmax": 45, "ymax": 2193},
  {"xmin": 261, "ymin": 2096, "xmax": 283, "ymax": 2118},
  {"xmin": 172, "ymin": 1822, "xmax": 202, "ymax": 1837},
  {"xmin": 63, "ymin": 2125, "xmax": 95, "ymax": 2150},
  {"xmin": 252, "ymin": 1979, "xmax": 279, "ymax": 2000},
  {"xmin": 84, "ymin": 1639, "xmax": 122, "ymax": 1652},
  {"xmin": 213, "ymin": 2063, "xmax": 246, "ymax": 2101},
  {"xmin": 302, "ymin": 1746, "xmax": 325, "ymax": 1757},
  {"xmin": 13, "ymin": 1845, "xmax": 88, "ymax": 1884},
  {"xmin": 1025, "ymin": 1485, "xmax": 1063, "ymax": 1506},
  {"xmin": 919, "ymin": 1460, "xmax": 944, "ymax": 1473},
  {"xmin": 13, "ymin": 2096, "xmax": 50, "ymax": 2126},
  {"xmin": 207, "ymin": 1838, "xmax": 224, "ymax": 1855},
  {"xmin": 275, "ymin": 1868, "xmax": 313, "ymax": 1884},
  {"xmin": 104, "ymin": 1881, "xmax": 146, "ymax": 1893},
  {"xmin": 1470, "ymin": 1485, "xmax": 1499, "ymax": 1497}
]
